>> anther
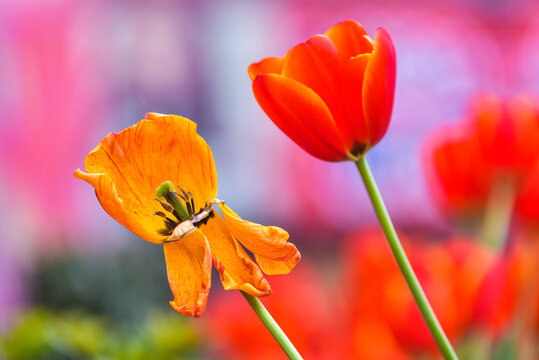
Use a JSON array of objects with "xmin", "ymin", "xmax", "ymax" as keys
[
  {"xmin": 153, "ymin": 211, "xmax": 167, "ymax": 218},
  {"xmin": 155, "ymin": 198, "xmax": 174, "ymax": 213}
]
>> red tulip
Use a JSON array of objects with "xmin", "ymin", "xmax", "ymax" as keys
[
  {"xmin": 249, "ymin": 20, "xmax": 396, "ymax": 161},
  {"xmin": 425, "ymin": 94, "xmax": 539, "ymax": 219}
]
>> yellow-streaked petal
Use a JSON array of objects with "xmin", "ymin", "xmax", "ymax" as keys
[
  {"xmin": 74, "ymin": 114, "xmax": 217, "ymax": 244},
  {"xmin": 248, "ymin": 56, "xmax": 285, "ymax": 80},
  {"xmin": 164, "ymin": 229, "xmax": 212, "ymax": 317},
  {"xmin": 220, "ymin": 204, "xmax": 301, "ymax": 275},
  {"xmin": 200, "ymin": 212, "xmax": 271, "ymax": 296}
]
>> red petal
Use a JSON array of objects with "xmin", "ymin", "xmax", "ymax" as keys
[
  {"xmin": 248, "ymin": 57, "xmax": 284, "ymax": 80},
  {"xmin": 252, "ymin": 74, "xmax": 347, "ymax": 161},
  {"xmin": 324, "ymin": 19, "xmax": 373, "ymax": 63},
  {"xmin": 362, "ymin": 27, "xmax": 396, "ymax": 147},
  {"xmin": 281, "ymin": 35, "xmax": 347, "ymax": 130},
  {"xmin": 336, "ymin": 54, "xmax": 371, "ymax": 153}
]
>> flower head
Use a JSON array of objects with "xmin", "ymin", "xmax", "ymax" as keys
[
  {"xmin": 74, "ymin": 113, "xmax": 300, "ymax": 317},
  {"xmin": 249, "ymin": 19, "xmax": 396, "ymax": 161},
  {"xmin": 425, "ymin": 94, "xmax": 539, "ymax": 220}
]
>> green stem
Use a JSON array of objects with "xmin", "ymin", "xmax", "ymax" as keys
[
  {"xmin": 481, "ymin": 176, "xmax": 515, "ymax": 250},
  {"xmin": 355, "ymin": 157, "xmax": 458, "ymax": 360},
  {"xmin": 240, "ymin": 291, "xmax": 303, "ymax": 360}
]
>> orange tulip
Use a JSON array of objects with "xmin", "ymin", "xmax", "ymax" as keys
[
  {"xmin": 74, "ymin": 113, "xmax": 300, "ymax": 317},
  {"xmin": 249, "ymin": 19, "xmax": 396, "ymax": 161}
]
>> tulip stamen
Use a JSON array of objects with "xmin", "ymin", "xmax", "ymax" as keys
[{"xmin": 154, "ymin": 181, "xmax": 224, "ymax": 243}]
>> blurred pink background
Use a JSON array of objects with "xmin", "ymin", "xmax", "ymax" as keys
[{"xmin": 1, "ymin": 0, "xmax": 538, "ymax": 358}]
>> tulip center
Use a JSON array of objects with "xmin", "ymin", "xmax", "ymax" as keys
[{"xmin": 154, "ymin": 181, "xmax": 223, "ymax": 242}]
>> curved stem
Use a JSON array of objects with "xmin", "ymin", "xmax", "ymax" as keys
[
  {"xmin": 240, "ymin": 291, "xmax": 303, "ymax": 360},
  {"xmin": 355, "ymin": 157, "xmax": 458, "ymax": 360}
]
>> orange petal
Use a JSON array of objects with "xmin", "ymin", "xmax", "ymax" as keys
[
  {"xmin": 74, "ymin": 114, "xmax": 218, "ymax": 244},
  {"xmin": 336, "ymin": 53, "xmax": 372, "ymax": 153},
  {"xmin": 248, "ymin": 57, "xmax": 285, "ymax": 80},
  {"xmin": 164, "ymin": 229, "xmax": 212, "ymax": 317},
  {"xmin": 219, "ymin": 204, "xmax": 301, "ymax": 275},
  {"xmin": 324, "ymin": 19, "xmax": 373, "ymax": 63},
  {"xmin": 200, "ymin": 212, "xmax": 271, "ymax": 296},
  {"xmin": 362, "ymin": 27, "xmax": 396, "ymax": 148},
  {"xmin": 252, "ymin": 74, "xmax": 347, "ymax": 161}
]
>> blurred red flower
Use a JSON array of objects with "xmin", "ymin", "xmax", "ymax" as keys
[
  {"xmin": 205, "ymin": 263, "xmax": 346, "ymax": 359},
  {"xmin": 474, "ymin": 237, "xmax": 538, "ymax": 340},
  {"xmin": 342, "ymin": 228, "xmax": 493, "ymax": 355},
  {"xmin": 249, "ymin": 19, "xmax": 396, "ymax": 161},
  {"xmin": 425, "ymin": 94, "xmax": 539, "ymax": 221}
]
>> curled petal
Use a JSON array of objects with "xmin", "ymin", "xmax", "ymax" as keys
[
  {"xmin": 248, "ymin": 57, "xmax": 285, "ymax": 80},
  {"xmin": 164, "ymin": 229, "xmax": 212, "ymax": 317},
  {"xmin": 219, "ymin": 204, "xmax": 301, "ymax": 275},
  {"xmin": 74, "ymin": 114, "xmax": 218, "ymax": 244},
  {"xmin": 200, "ymin": 212, "xmax": 271, "ymax": 296},
  {"xmin": 252, "ymin": 74, "xmax": 347, "ymax": 161},
  {"xmin": 362, "ymin": 27, "xmax": 396, "ymax": 147},
  {"xmin": 324, "ymin": 19, "xmax": 373, "ymax": 63}
]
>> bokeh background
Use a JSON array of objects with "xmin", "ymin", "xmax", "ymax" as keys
[{"xmin": 1, "ymin": 0, "xmax": 539, "ymax": 359}]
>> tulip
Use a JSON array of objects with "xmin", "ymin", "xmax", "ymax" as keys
[
  {"xmin": 249, "ymin": 20, "xmax": 396, "ymax": 161},
  {"xmin": 75, "ymin": 114, "xmax": 300, "ymax": 317},
  {"xmin": 425, "ymin": 94, "xmax": 539, "ymax": 223}
]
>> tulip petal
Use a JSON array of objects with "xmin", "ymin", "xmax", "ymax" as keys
[
  {"xmin": 473, "ymin": 94, "xmax": 539, "ymax": 169},
  {"xmin": 252, "ymin": 74, "xmax": 347, "ymax": 161},
  {"xmin": 336, "ymin": 53, "xmax": 372, "ymax": 153},
  {"xmin": 426, "ymin": 127, "xmax": 492, "ymax": 215},
  {"xmin": 74, "ymin": 114, "xmax": 218, "ymax": 244},
  {"xmin": 248, "ymin": 57, "xmax": 285, "ymax": 80},
  {"xmin": 164, "ymin": 229, "xmax": 212, "ymax": 317},
  {"xmin": 219, "ymin": 204, "xmax": 301, "ymax": 275},
  {"xmin": 362, "ymin": 27, "xmax": 396, "ymax": 147},
  {"xmin": 200, "ymin": 212, "xmax": 271, "ymax": 296},
  {"xmin": 324, "ymin": 19, "xmax": 373, "ymax": 63},
  {"xmin": 282, "ymin": 35, "xmax": 348, "ymax": 129}
]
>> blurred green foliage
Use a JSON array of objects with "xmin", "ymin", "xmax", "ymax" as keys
[
  {"xmin": 0, "ymin": 240, "xmax": 206, "ymax": 359},
  {"xmin": 0, "ymin": 308, "xmax": 200, "ymax": 360}
]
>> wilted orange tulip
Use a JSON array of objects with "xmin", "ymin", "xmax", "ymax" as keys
[
  {"xmin": 249, "ymin": 19, "xmax": 396, "ymax": 161},
  {"xmin": 75, "ymin": 114, "xmax": 300, "ymax": 317}
]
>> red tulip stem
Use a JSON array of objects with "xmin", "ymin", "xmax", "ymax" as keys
[
  {"xmin": 240, "ymin": 291, "xmax": 303, "ymax": 360},
  {"xmin": 355, "ymin": 156, "xmax": 458, "ymax": 360},
  {"xmin": 481, "ymin": 177, "xmax": 515, "ymax": 250}
]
